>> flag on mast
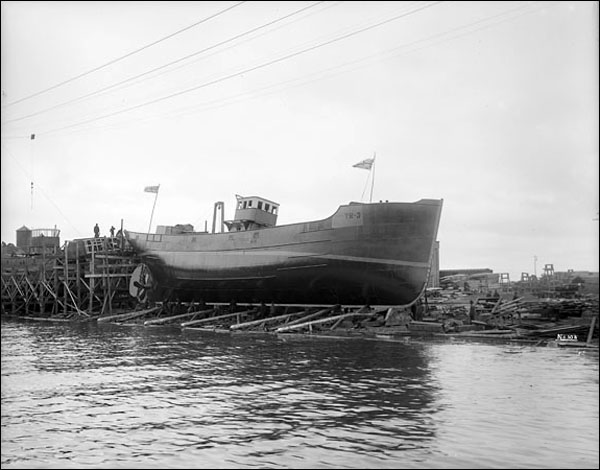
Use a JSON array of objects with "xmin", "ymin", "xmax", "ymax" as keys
[
  {"xmin": 144, "ymin": 184, "xmax": 160, "ymax": 233},
  {"xmin": 352, "ymin": 158, "xmax": 374, "ymax": 170}
]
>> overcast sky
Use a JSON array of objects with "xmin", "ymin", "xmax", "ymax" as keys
[{"xmin": 1, "ymin": 1, "xmax": 598, "ymax": 280}]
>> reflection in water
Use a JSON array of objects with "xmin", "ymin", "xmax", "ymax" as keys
[{"xmin": 2, "ymin": 319, "xmax": 598, "ymax": 469}]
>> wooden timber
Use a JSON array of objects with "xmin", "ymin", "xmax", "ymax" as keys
[
  {"xmin": 97, "ymin": 306, "xmax": 161, "ymax": 323},
  {"xmin": 230, "ymin": 310, "xmax": 312, "ymax": 331},
  {"xmin": 144, "ymin": 308, "xmax": 216, "ymax": 326},
  {"xmin": 274, "ymin": 309, "xmax": 382, "ymax": 333},
  {"xmin": 180, "ymin": 308, "xmax": 257, "ymax": 327},
  {"xmin": 282, "ymin": 307, "xmax": 335, "ymax": 328},
  {"xmin": 587, "ymin": 315, "xmax": 598, "ymax": 345}
]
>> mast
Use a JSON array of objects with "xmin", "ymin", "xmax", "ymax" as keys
[
  {"xmin": 354, "ymin": 153, "xmax": 377, "ymax": 202},
  {"xmin": 147, "ymin": 185, "xmax": 160, "ymax": 234},
  {"xmin": 369, "ymin": 152, "xmax": 376, "ymax": 203},
  {"xmin": 30, "ymin": 133, "xmax": 35, "ymax": 210}
]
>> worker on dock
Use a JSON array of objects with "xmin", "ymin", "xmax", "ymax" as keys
[
  {"xmin": 110, "ymin": 226, "xmax": 115, "ymax": 238},
  {"xmin": 94, "ymin": 223, "xmax": 100, "ymax": 238}
]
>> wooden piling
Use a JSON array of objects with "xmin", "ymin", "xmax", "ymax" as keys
[
  {"xmin": 89, "ymin": 240, "xmax": 95, "ymax": 313},
  {"xmin": 76, "ymin": 241, "xmax": 81, "ymax": 308},
  {"xmin": 64, "ymin": 242, "xmax": 68, "ymax": 317},
  {"xmin": 586, "ymin": 315, "xmax": 597, "ymax": 346}
]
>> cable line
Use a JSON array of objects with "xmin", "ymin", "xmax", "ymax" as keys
[
  {"xmin": 38, "ymin": 1, "xmax": 442, "ymax": 136},
  {"xmin": 1, "ymin": 1, "xmax": 246, "ymax": 109},
  {"xmin": 2, "ymin": 1, "xmax": 326, "ymax": 125},
  {"xmin": 4, "ymin": 1, "xmax": 542, "ymax": 141},
  {"xmin": 1, "ymin": 143, "xmax": 83, "ymax": 236},
  {"xmin": 119, "ymin": 1, "xmax": 545, "ymax": 126}
]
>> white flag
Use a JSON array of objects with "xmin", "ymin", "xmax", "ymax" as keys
[
  {"xmin": 144, "ymin": 185, "xmax": 159, "ymax": 193},
  {"xmin": 352, "ymin": 158, "xmax": 374, "ymax": 170}
]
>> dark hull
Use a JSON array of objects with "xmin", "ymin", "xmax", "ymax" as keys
[
  {"xmin": 125, "ymin": 199, "xmax": 443, "ymax": 307},
  {"xmin": 140, "ymin": 258, "xmax": 430, "ymax": 305}
]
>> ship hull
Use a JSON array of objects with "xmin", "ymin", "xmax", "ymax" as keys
[{"xmin": 125, "ymin": 200, "xmax": 442, "ymax": 307}]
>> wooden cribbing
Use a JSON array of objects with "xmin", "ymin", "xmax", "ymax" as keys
[
  {"xmin": 144, "ymin": 308, "xmax": 215, "ymax": 326},
  {"xmin": 23, "ymin": 277, "xmax": 41, "ymax": 304},
  {"xmin": 39, "ymin": 280, "xmax": 68, "ymax": 311},
  {"xmin": 180, "ymin": 309, "xmax": 257, "ymax": 327},
  {"xmin": 10, "ymin": 277, "xmax": 25, "ymax": 298},
  {"xmin": 63, "ymin": 283, "xmax": 88, "ymax": 316},
  {"xmin": 275, "ymin": 311, "xmax": 376, "ymax": 333},
  {"xmin": 488, "ymin": 297, "xmax": 502, "ymax": 314},
  {"xmin": 493, "ymin": 297, "xmax": 523, "ymax": 313},
  {"xmin": 278, "ymin": 307, "xmax": 334, "ymax": 328},
  {"xmin": 97, "ymin": 306, "xmax": 161, "ymax": 323},
  {"xmin": 330, "ymin": 305, "xmax": 375, "ymax": 330},
  {"xmin": 230, "ymin": 311, "xmax": 304, "ymax": 330}
]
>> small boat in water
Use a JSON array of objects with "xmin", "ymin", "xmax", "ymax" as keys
[{"xmin": 124, "ymin": 195, "xmax": 442, "ymax": 307}]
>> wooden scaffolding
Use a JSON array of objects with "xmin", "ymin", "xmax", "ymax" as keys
[{"xmin": 1, "ymin": 236, "xmax": 139, "ymax": 319}]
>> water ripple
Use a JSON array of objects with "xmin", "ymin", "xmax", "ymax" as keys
[{"xmin": 2, "ymin": 319, "xmax": 598, "ymax": 469}]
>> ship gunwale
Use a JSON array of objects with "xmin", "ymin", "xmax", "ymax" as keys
[{"xmin": 126, "ymin": 199, "xmax": 443, "ymax": 240}]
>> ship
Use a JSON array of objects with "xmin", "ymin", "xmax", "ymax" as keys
[{"xmin": 124, "ymin": 195, "xmax": 443, "ymax": 307}]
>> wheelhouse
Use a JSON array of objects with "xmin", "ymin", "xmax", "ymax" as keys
[{"xmin": 224, "ymin": 195, "xmax": 280, "ymax": 231}]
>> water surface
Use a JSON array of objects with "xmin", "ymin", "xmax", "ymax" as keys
[{"xmin": 1, "ymin": 319, "xmax": 598, "ymax": 468}]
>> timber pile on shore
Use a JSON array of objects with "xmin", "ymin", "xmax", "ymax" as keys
[{"xmin": 418, "ymin": 285, "xmax": 599, "ymax": 347}]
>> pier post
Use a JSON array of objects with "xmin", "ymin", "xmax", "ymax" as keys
[
  {"xmin": 586, "ymin": 315, "xmax": 597, "ymax": 345},
  {"xmin": 76, "ymin": 242, "xmax": 81, "ymax": 310},
  {"xmin": 89, "ymin": 241, "xmax": 95, "ymax": 314},
  {"xmin": 105, "ymin": 238, "xmax": 113, "ymax": 316},
  {"xmin": 41, "ymin": 246, "xmax": 45, "ymax": 315},
  {"xmin": 64, "ymin": 241, "xmax": 68, "ymax": 316}
]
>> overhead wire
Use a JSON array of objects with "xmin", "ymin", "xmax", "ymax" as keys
[
  {"xmin": 69, "ymin": 0, "xmax": 413, "ymax": 123},
  {"xmin": 111, "ymin": 1, "xmax": 344, "ymax": 94},
  {"xmin": 1, "ymin": 143, "xmax": 83, "ymax": 236},
  {"xmin": 161, "ymin": 1, "xmax": 546, "ymax": 122},
  {"xmin": 1, "ymin": 1, "xmax": 328, "ymax": 126},
  {"xmin": 1, "ymin": 1, "xmax": 552, "ymax": 141},
  {"xmin": 0, "ymin": 1, "xmax": 422, "ymax": 136},
  {"xmin": 178, "ymin": 1, "xmax": 553, "ymax": 126},
  {"xmin": 33, "ymin": 1, "xmax": 443, "ymax": 137},
  {"xmin": 1, "ymin": 1, "xmax": 246, "ymax": 109}
]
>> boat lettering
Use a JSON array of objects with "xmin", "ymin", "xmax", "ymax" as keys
[
  {"xmin": 556, "ymin": 334, "xmax": 578, "ymax": 341},
  {"xmin": 332, "ymin": 208, "xmax": 364, "ymax": 228}
]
